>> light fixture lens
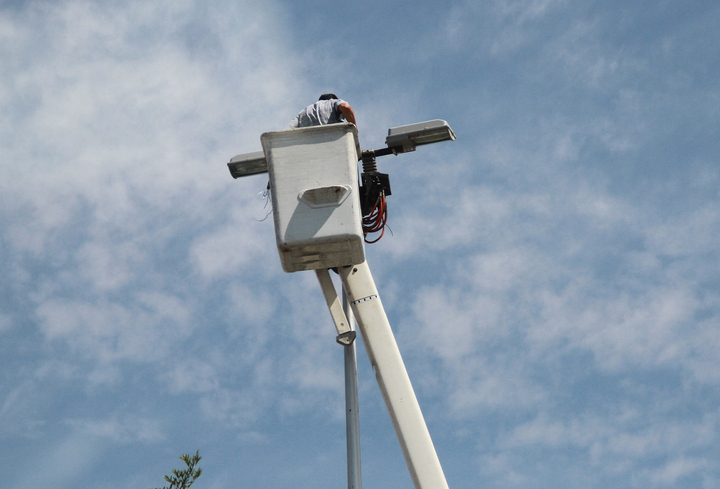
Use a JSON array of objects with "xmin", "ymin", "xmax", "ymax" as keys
[
  {"xmin": 227, "ymin": 151, "xmax": 268, "ymax": 178},
  {"xmin": 385, "ymin": 119, "xmax": 456, "ymax": 152}
]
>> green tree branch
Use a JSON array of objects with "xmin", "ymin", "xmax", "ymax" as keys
[{"xmin": 154, "ymin": 451, "xmax": 202, "ymax": 489}]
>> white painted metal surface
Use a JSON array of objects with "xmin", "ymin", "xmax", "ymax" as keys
[
  {"xmin": 339, "ymin": 261, "xmax": 449, "ymax": 489},
  {"xmin": 262, "ymin": 124, "xmax": 365, "ymax": 272}
]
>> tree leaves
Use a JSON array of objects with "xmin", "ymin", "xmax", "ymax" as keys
[{"xmin": 154, "ymin": 451, "xmax": 202, "ymax": 489}]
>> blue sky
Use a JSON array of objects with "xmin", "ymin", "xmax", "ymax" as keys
[{"xmin": 2, "ymin": 1, "xmax": 720, "ymax": 488}]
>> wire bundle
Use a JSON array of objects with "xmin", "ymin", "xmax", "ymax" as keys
[{"xmin": 362, "ymin": 194, "xmax": 388, "ymax": 243}]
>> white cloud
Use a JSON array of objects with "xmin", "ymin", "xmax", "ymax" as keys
[
  {"xmin": 67, "ymin": 415, "xmax": 165, "ymax": 444},
  {"xmin": 1, "ymin": 0, "xmax": 299, "ymax": 261},
  {"xmin": 165, "ymin": 358, "xmax": 220, "ymax": 394},
  {"xmin": 651, "ymin": 456, "xmax": 709, "ymax": 486},
  {"xmin": 1, "ymin": 0, "xmax": 299, "ymax": 366},
  {"xmin": 190, "ymin": 207, "xmax": 277, "ymax": 280},
  {"xmin": 0, "ymin": 312, "xmax": 12, "ymax": 332},
  {"xmin": 486, "ymin": 409, "xmax": 718, "ymax": 486},
  {"xmin": 0, "ymin": 380, "xmax": 44, "ymax": 437},
  {"xmin": 11, "ymin": 433, "xmax": 105, "ymax": 489},
  {"xmin": 199, "ymin": 387, "xmax": 265, "ymax": 428},
  {"xmin": 35, "ymin": 292, "xmax": 193, "ymax": 363},
  {"xmin": 75, "ymin": 239, "xmax": 143, "ymax": 291},
  {"xmin": 411, "ymin": 285, "xmax": 504, "ymax": 361},
  {"xmin": 647, "ymin": 204, "xmax": 720, "ymax": 256}
]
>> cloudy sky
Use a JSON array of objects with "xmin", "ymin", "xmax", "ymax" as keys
[{"xmin": 2, "ymin": 1, "xmax": 720, "ymax": 488}]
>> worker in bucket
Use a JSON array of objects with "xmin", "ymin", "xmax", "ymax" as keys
[{"xmin": 286, "ymin": 94, "xmax": 357, "ymax": 130}]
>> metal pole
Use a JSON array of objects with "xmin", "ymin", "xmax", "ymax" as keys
[
  {"xmin": 343, "ymin": 285, "xmax": 362, "ymax": 489},
  {"xmin": 339, "ymin": 261, "xmax": 449, "ymax": 489}
]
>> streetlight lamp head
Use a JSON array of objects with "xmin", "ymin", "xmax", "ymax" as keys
[
  {"xmin": 227, "ymin": 151, "xmax": 268, "ymax": 178},
  {"xmin": 385, "ymin": 119, "xmax": 456, "ymax": 154}
]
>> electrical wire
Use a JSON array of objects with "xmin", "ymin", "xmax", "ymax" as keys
[
  {"xmin": 362, "ymin": 193, "xmax": 388, "ymax": 243},
  {"xmin": 252, "ymin": 185, "xmax": 273, "ymax": 222}
]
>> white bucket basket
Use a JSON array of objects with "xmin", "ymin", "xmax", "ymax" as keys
[{"xmin": 262, "ymin": 123, "xmax": 365, "ymax": 273}]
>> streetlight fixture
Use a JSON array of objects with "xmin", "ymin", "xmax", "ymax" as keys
[
  {"xmin": 385, "ymin": 119, "xmax": 456, "ymax": 153},
  {"xmin": 227, "ymin": 119, "xmax": 456, "ymax": 489},
  {"xmin": 227, "ymin": 150, "xmax": 267, "ymax": 178}
]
